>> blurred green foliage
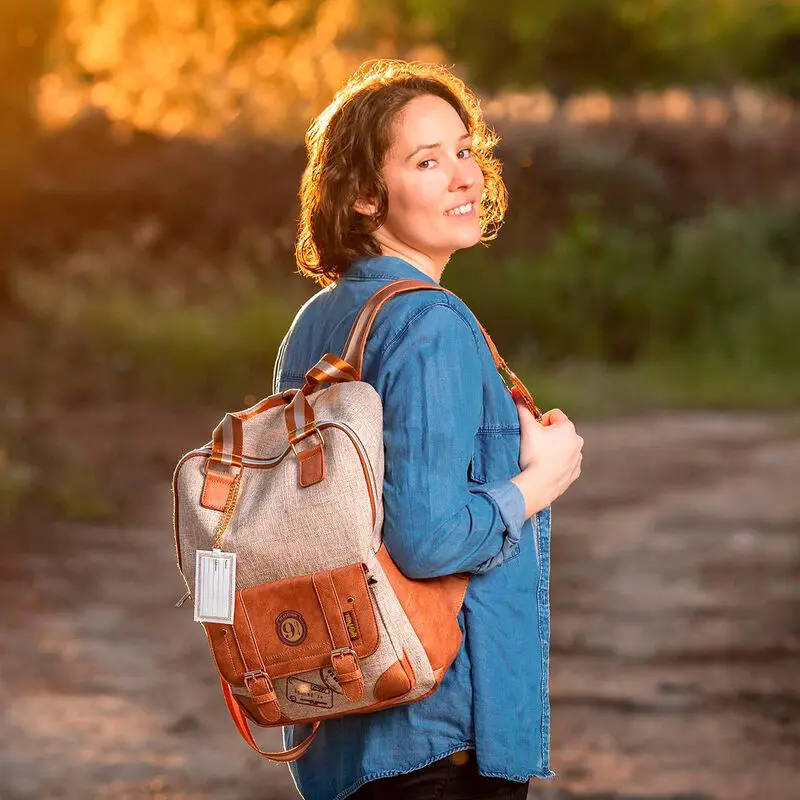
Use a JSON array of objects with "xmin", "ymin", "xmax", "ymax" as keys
[
  {"xmin": 8, "ymin": 204, "xmax": 795, "ymax": 413},
  {"xmin": 447, "ymin": 204, "xmax": 800, "ymax": 372},
  {"xmin": 402, "ymin": 0, "xmax": 800, "ymax": 97}
]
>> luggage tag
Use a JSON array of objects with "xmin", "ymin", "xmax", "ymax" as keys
[{"xmin": 194, "ymin": 548, "xmax": 237, "ymax": 624}]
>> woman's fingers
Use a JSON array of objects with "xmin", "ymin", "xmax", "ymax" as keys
[{"xmin": 541, "ymin": 408, "xmax": 569, "ymax": 427}]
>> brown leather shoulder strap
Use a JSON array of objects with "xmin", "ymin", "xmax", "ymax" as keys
[
  {"xmin": 340, "ymin": 279, "xmax": 542, "ymax": 419},
  {"xmin": 341, "ymin": 279, "xmax": 444, "ymax": 379}
]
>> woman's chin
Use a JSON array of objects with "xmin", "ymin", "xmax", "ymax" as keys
[{"xmin": 451, "ymin": 230, "xmax": 483, "ymax": 251}]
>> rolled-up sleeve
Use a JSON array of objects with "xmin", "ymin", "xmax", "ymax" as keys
[{"xmin": 372, "ymin": 300, "xmax": 525, "ymax": 579}]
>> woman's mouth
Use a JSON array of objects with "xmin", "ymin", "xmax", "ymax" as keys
[{"xmin": 444, "ymin": 202, "xmax": 475, "ymax": 218}]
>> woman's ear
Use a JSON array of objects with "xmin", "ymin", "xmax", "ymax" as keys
[{"xmin": 353, "ymin": 197, "xmax": 377, "ymax": 217}]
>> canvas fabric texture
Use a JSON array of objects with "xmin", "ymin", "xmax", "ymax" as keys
[{"xmin": 176, "ymin": 382, "xmax": 384, "ymax": 590}]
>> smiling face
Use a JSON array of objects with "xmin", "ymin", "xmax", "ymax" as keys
[{"xmin": 356, "ymin": 93, "xmax": 486, "ymax": 279}]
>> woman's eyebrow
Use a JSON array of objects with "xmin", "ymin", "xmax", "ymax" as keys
[{"xmin": 405, "ymin": 132, "xmax": 472, "ymax": 162}]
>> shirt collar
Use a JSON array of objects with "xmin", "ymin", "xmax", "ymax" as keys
[{"xmin": 341, "ymin": 255, "xmax": 440, "ymax": 285}]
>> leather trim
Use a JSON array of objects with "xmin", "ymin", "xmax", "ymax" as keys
[
  {"xmin": 200, "ymin": 469, "xmax": 236, "ymax": 511},
  {"xmin": 203, "ymin": 623, "xmax": 246, "ymax": 684},
  {"xmin": 341, "ymin": 281, "xmax": 444, "ymax": 379},
  {"xmin": 312, "ymin": 571, "xmax": 365, "ymax": 700},
  {"xmin": 297, "ymin": 443, "xmax": 326, "ymax": 487},
  {"xmin": 375, "ymin": 544, "xmax": 467, "ymax": 673},
  {"xmin": 221, "ymin": 679, "xmax": 320, "ymax": 761},
  {"xmin": 373, "ymin": 650, "xmax": 415, "ymax": 701},
  {"xmin": 239, "ymin": 668, "xmax": 445, "ymax": 727}
]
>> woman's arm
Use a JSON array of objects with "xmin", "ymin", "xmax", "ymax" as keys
[{"xmin": 372, "ymin": 300, "xmax": 526, "ymax": 580}]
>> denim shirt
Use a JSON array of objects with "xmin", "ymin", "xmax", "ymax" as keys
[{"xmin": 273, "ymin": 255, "xmax": 554, "ymax": 800}]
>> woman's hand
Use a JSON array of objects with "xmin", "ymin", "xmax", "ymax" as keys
[{"xmin": 510, "ymin": 393, "xmax": 583, "ymax": 518}]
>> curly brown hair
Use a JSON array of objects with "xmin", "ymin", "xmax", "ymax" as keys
[{"xmin": 295, "ymin": 59, "xmax": 508, "ymax": 287}]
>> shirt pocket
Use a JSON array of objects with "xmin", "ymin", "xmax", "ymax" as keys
[{"xmin": 468, "ymin": 428, "xmax": 523, "ymax": 563}]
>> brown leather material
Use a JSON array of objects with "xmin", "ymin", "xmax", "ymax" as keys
[
  {"xmin": 329, "ymin": 648, "xmax": 364, "ymax": 701},
  {"xmin": 178, "ymin": 280, "xmax": 540, "ymax": 762},
  {"xmin": 200, "ymin": 469, "xmax": 236, "ymax": 511},
  {"xmin": 244, "ymin": 671, "xmax": 282, "ymax": 723},
  {"xmin": 234, "ymin": 693, "xmax": 297, "ymax": 726},
  {"xmin": 341, "ymin": 280, "xmax": 442, "ymax": 379},
  {"xmin": 297, "ymin": 442, "xmax": 326, "ymax": 487},
  {"xmin": 203, "ymin": 623, "xmax": 246, "ymax": 685},
  {"xmin": 221, "ymin": 678, "xmax": 320, "ymax": 762},
  {"xmin": 215, "ymin": 563, "xmax": 378, "ymax": 686},
  {"xmin": 236, "ymin": 665, "xmax": 442, "ymax": 728},
  {"xmin": 376, "ymin": 544, "xmax": 468, "ymax": 673},
  {"xmin": 373, "ymin": 650, "xmax": 415, "ymax": 701},
  {"xmin": 312, "ymin": 570, "xmax": 365, "ymax": 700},
  {"xmin": 312, "ymin": 571, "xmax": 355, "ymax": 651}
]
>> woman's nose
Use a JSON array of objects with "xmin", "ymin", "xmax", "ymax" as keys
[{"xmin": 450, "ymin": 162, "xmax": 475, "ymax": 191}]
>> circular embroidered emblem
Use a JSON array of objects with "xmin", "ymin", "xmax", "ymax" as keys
[{"xmin": 276, "ymin": 610, "xmax": 307, "ymax": 646}]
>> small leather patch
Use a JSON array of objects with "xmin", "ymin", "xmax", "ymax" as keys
[
  {"xmin": 343, "ymin": 610, "xmax": 360, "ymax": 641},
  {"xmin": 297, "ymin": 444, "xmax": 326, "ymax": 487},
  {"xmin": 200, "ymin": 470, "xmax": 236, "ymax": 511}
]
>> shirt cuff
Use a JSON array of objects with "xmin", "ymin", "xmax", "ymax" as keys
[{"xmin": 471, "ymin": 479, "xmax": 526, "ymax": 574}]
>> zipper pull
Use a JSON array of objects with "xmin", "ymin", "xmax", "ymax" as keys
[{"xmin": 362, "ymin": 564, "xmax": 379, "ymax": 586}]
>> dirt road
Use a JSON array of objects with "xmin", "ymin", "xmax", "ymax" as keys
[{"xmin": 1, "ymin": 412, "xmax": 798, "ymax": 800}]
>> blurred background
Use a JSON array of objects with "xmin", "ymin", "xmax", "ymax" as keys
[{"xmin": 0, "ymin": 1, "xmax": 798, "ymax": 798}]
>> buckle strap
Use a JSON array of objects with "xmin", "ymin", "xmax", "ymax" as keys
[
  {"xmin": 312, "ymin": 572, "xmax": 365, "ymax": 701},
  {"xmin": 242, "ymin": 670, "xmax": 281, "ymax": 722},
  {"xmin": 330, "ymin": 647, "xmax": 361, "ymax": 683},
  {"xmin": 232, "ymin": 603, "xmax": 283, "ymax": 723}
]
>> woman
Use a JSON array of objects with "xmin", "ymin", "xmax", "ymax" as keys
[{"xmin": 273, "ymin": 59, "xmax": 583, "ymax": 800}]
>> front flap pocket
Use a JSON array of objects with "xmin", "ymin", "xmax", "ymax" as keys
[
  {"xmin": 230, "ymin": 562, "xmax": 379, "ymax": 682},
  {"xmin": 469, "ymin": 428, "xmax": 520, "ymax": 485}
]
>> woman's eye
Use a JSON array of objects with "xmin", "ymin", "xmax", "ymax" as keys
[{"xmin": 418, "ymin": 149, "xmax": 471, "ymax": 169}]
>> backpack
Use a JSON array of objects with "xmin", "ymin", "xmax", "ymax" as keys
[{"xmin": 171, "ymin": 279, "xmax": 541, "ymax": 762}]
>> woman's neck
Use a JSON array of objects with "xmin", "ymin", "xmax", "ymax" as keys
[{"xmin": 373, "ymin": 233, "xmax": 448, "ymax": 284}]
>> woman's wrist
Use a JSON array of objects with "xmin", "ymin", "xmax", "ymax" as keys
[{"xmin": 510, "ymin": 467, "xmax": 553, "ymax": 519}]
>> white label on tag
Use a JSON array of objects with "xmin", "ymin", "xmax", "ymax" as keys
[{"xmin": 194, "ymin": 549, "xmax": 236, "ymax": 624}]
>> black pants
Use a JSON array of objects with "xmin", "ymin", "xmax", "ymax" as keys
[{"xmin": 349, "ymin": 751, "xmax": 529, "ymax": 800}]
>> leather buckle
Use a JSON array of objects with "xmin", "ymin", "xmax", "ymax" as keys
[
  {"xmin": 290, "ymin": 426, "xmax": 325, "ymax": 456},
  {"xmin": 243, "ymin": 669, "xmax": 274, "ymax": 695},
  {"xmin": 330, "ymin": 646, "xmax": 357, "ymax": 663},
  {"xmin": 330, "ymin": 646, "xmax": 358, "ymax": 674}
]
